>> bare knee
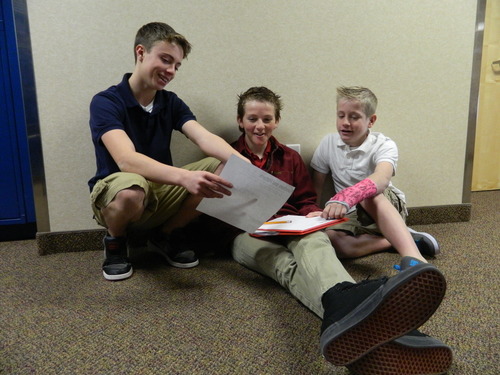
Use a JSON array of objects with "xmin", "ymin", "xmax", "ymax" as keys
[
  {"xmin": 117, "ymin": 186, "xmax": 144, "ymax": 205},
  {"xmin": 105, "ymin": 186, "xmax": 145, "ymax": 219},
  {"xmin": 359, "ymin": 194, "xmax": 380, "ymax": 212}
]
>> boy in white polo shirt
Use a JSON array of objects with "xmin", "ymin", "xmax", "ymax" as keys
[{"xmin": 311, "ymin": 86, "xmax": 439, "ymax": 263}]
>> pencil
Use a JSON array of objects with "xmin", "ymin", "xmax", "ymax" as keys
[{"xmin": 263, "ymin": 220, "xmax": 292, "ymax": 224}]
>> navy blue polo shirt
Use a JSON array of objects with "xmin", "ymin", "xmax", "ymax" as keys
[{"xmin": 88, "ymin": 73, "xmax": 196, "ymax": 191}]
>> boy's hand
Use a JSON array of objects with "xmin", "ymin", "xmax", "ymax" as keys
[
  {"xmin": 184, "ymin": 171, "xmax": 233, "ymax": 198},
  {"xmin": 321, "ymin": 202, "xmax": 348, "ymax": 219},
  {"xmin": 306, "ymin": 211, "xmax": 323, "ymax": 218}
]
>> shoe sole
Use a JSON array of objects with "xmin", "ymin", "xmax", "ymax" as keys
[
  {"xmin": 409, "ymin": 228, "xmax": 440, "ymax": 255},
  {"xmin": 147, "ymin": 241, "xmax": 199, "ymax": 269},
  {"xmin": 320, "ymin": 264, "xmax": 446, "ymax": 366},
  {"xmin": 347, "ymin": 338, "xmax": 453, "ymax": 375},
  {"xmin": 103, "ymin": 267, "xmax": 133, "ymax": 281}
]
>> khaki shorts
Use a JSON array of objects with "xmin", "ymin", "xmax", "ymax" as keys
[
  {"xmin": 326, "ymin": 186, "xmax": 408, "ymax": 236},
  {"xmin": 90, "ymin": 157, "xmax": 220, "ymax": 232}
]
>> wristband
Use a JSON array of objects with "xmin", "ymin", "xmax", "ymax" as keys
[{"xmin": 325, "ymin": 178, "xmax": 378, "ymax": 211}]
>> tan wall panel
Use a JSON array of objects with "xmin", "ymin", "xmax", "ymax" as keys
[{"xmin": 26, "ymin": 0, "xmax": 477, "ymax": 231}]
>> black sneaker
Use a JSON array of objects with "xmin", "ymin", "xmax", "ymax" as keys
[
  {"xmin": 148, "ymin": 229, "xmax": 199, "ymax": 268},
  {"xmin": 320, "ymin": 262, "xmax": 446, "ymax": 366},
  {"xmin": 347, "ymin": 329, "xmax": 453, "ymax": 375},
  {"xmin": 102, "ymin": 235, "xmax": 133, "ymax": 281},
  {"xmin": 408, "ymin": 228, "xmax": 440, "ymax": 256}
]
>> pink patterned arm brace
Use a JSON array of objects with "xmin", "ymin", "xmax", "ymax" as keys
[{"xmin": 326, "ymin": 178, "xmax": 378, "ymax": 211}]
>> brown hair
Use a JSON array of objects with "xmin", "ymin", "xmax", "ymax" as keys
[
  {"xmin": 237, "ymin": 86, "xmax": 283, "ymax": 122},
  {"xmin": 134, "ymin": 22, "xmax": 192, "ymax": 62}
]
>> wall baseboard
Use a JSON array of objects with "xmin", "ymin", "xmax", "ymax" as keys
[
  {"xmin": 36, "ymin": 229, "xmax": 106, "ymax": 256},
  {"xmin": 36, "ymin": 203, "xmax": 471, "ymax": 255},
  {"xmin": 406, "ymin": 203, "xmax": 471, "ymax": 226}
]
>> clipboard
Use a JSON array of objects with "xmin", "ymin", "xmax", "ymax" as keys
[{"xmin": 251, "ymin": 215, "xmax": 348, "ymax": 237}]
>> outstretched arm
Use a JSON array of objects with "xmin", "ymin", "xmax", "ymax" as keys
[
  {"xmin": 182, "ymin": 120, "xmax": 248, "ymax": 165},
  {"xmin": 322, "ymin": 161, "xmax": 394, "ymax": 219},
  {"xmin": 101, "ymin": 128, "xmax": 233, "ymax": 198}
]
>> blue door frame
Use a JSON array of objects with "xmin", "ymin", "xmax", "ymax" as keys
[{"xmin": 0, "ymin": 0, "xmax": 37, "ymax": 239}]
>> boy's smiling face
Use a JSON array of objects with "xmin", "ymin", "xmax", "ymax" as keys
[
  {"xmin": 336, "ymin": 99, "xmax": 376, "ymax": 147},
  {"xmin": 238, "ymin": 100, "xmax": 279, "ymax": 154},
  {"xmin": 137, "ymin": 40, "xmax": 184, "ymax": 91}
]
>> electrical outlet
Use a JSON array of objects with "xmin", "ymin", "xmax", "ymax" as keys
[{"xmin": 286, "ymin": 144, "xmax": 301, "ymax": 154}]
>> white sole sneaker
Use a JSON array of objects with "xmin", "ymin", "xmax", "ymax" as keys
[{"xmin": 408, "ymin": 228, "xmax": 440, "ymax": 256}]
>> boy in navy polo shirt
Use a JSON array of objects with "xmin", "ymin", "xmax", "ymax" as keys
[{"xmin": 89, "ymin": 22, "xmax": 246, "ymax": 281}]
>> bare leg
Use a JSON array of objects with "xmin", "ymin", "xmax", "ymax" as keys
[
  {"xmin": 161, "ymin": 193, "xmax": 204, "ymax": 234},
  {"xmin": 101, "ymin": 186, "xmax": 145, "ymax": 237},
  {"xmin": 326, "ymin": 230, "xmax": 392, "ymax": 258},
  {"xmin": 361, "ymin": 194, "xmax": 427, "ymax": 263}
]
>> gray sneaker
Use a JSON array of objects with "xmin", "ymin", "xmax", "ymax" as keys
[
  {"xmin": 347, "ymin": 329, "xmax": 453, "ymax": 375},
  {"xmin": 409, "ymin": 228, "xmax": 440, "ymax": 256},
  {"xmin": 393, "ymin": 256, "xmax": 424, "ymax": 272}
]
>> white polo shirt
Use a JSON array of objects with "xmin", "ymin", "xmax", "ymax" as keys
[{"xmin": 311, "ymin": 131, "xmax": 406, "ymax": 202}]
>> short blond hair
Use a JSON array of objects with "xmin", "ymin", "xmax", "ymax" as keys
[{"xmin": 336, "ymin": 86, "xmax": 378, "ymax": 117}]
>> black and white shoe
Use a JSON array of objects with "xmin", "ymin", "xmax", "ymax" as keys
[
  {"xmin": 148, "ymin": 228, "xmax": 199, "ymax": 269},
  {"xmin": 320, "ymin": 262, "xmax": 446, "ymax": 366},
  {"xmin": 102, "ymin": 235, "xmax": 133, "ymax": 281}
]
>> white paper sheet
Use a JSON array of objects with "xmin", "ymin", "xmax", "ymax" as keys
[{"xmin": 196, "ymin": 155, "xmax": 295, "ymax": 232}]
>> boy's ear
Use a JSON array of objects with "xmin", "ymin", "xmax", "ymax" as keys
[
  {"xmin": 136, "ymin": 45, "xmax": 145, "ymax": 62},
  {"xmin": 369, "ymin": 114, "xmax": 377, "ymax": 126}
]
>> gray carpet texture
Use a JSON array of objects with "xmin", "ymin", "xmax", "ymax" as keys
[{"xmin": 1, "ymin": 191, "xmax": 498, "ymax": 374}]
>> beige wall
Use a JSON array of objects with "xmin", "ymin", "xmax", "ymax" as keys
[{"xmin": 26, "ymin": 0, "xmax": 478, "ymax": 232}]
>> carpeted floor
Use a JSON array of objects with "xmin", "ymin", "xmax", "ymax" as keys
[{"xmin": 1, "ymin": 191, "xmax": 498, "ymax": 374}]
